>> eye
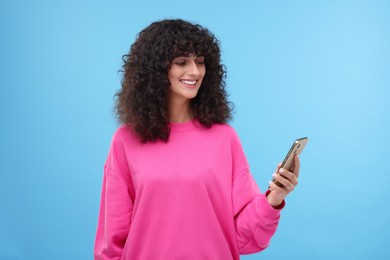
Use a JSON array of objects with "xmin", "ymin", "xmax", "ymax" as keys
[
  {"xmin": 196, "ymin": 57, "xmax": 205, "ymax": 65},
  {"xmin": 173, "ymin": 58, "xmax": 186, "ymax": 66}
]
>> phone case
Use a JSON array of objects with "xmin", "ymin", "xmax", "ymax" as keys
[
  {"xmin": 273, "ymin": 137, "xmax": 308, "ymax": 187},
  {"xmin": 281, "ymin": 137, "xmax": 308, "ymax": 171}
]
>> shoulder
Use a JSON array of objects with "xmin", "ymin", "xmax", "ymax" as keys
[
  {"xmin": 208, "ymin": 122, "xmax": 234, "ymax": 132},
  {"xmin": 209, "ymin": 123, "xmax": 240, "ymax": 140},
  {"xmin": 113, "ymin": 124, "xmax": 132, "ymax": 138},
  {"xmin": 212, "ymin": 123, "xmax": 247, "ymax": 151},
  {"xmin": 110, "ymin": 124, "xmax": 140, "ymax": 146}
]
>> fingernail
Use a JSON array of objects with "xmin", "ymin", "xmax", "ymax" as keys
[
  {"xmin": 272, "ymin": 173, "xmax": 278, "ymax": 178},
  {"xmin": 279, "ymin": 168, "xmax": 285, "ymax": 173},
  {"xmin": 268, "ymin": 181, "xmax": 273, "ymax": 186}
]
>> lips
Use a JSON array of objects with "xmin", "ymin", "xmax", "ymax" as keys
[
  {"xmin": 180, "ymin": 80, "xmax": 197, "ymax": 85},
  {"xmin": 179, "ymin": 79, "xmax": 198, "ymax": 88}
]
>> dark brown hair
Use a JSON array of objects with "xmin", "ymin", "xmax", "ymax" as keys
[{"xmin": 116, "ymin": 19, "xmax": 233, "ymax": 142}]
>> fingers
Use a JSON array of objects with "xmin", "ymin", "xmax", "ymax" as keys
[
  {"xmin": 269, "ymin": 162, "xmax": 283, "ymax": 188},
  {"xmin": 281, "ymin": 168, "xmax": 299, "ymax": 186},
  {"xmin": 268, "ymin": 158, "xmax": 301, "ymax": 206},
  {"xmin": 272, "ymin": 174, "xmax": 294, "ymax": 191},
  {"xmin": 272, "ymin": 168, "xmax": 298, "ymax": 190},
  {"xmin": 268, "ymin": 180, "xmax": 286, "ymax": 194}
]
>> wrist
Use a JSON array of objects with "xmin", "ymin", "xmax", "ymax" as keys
[{"xmin": 266, "ymin": 190, "xmax": 285, "ymax": 209}]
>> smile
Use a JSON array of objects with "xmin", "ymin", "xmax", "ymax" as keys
[{"xmin": 180, "ymin": 80, "xmax": 197, "ymax": 85}]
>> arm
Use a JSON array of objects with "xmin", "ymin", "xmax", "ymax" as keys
[
  {"xmin": 233, "ymin": 170, "xmax": 283, "ymax": 254},
  {"xmin": 234, "ymin": 155, "xmax": 301, "ymax": 254},
  {"xmin": 94, "ymin": 130, "xmax": 135, "ymax": 260},
  {"xmin": 229, "ymin": 128, "xmax": 285, "ymax": 254}
]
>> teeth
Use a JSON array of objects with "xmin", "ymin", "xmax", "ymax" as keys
[{"xmin": 180, "ymin": 80, "xmax": 196, "ymax": 85}]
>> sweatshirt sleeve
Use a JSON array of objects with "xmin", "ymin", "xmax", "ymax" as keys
[
  {"xmin": 230, "ymin": 129, "xmax": 284, "ymax": 254},
  {"xmin": 94, "ymin": 128, "xmax": 135, "ymax": 260}
]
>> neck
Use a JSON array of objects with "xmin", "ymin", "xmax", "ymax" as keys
[{"xmin": 169, "ymin": 98, "xmax": 192, "ymax": 123}]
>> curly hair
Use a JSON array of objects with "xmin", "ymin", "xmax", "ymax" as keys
[{"xmin": 115, "ymin": 19, "xmax": 233, "ymax": 143}]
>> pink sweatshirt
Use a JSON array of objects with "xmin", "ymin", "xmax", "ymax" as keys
[{"xmin": 94, "ymin": 120, "xmax": 284, "ymax": 260}]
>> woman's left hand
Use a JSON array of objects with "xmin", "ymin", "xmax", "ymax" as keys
[{"xmin": 266, "ymin": 155, "xmax": 300, "ymax": 208}]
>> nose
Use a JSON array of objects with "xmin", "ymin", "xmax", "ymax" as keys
[{"xmin": 187, "ymin": 61, "xmax": 200, "ymax": 77}]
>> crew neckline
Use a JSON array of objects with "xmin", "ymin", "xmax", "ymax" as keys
[{"xmin": 169, "ymin": 119, "xmax": 201, "ymax": 133}]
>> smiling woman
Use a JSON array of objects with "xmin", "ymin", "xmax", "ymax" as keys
[{"xmin": 94, "ymin": 19, "xmax": 300, "ymax": 260}]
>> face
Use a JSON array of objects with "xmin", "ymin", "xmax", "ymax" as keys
[{"xmin": 167, "ymin": 55, "xmax": 206, "ymax": 103}]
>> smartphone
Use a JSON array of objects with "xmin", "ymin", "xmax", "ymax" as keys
[{"xmin": 273, "ymin": 137, "xmax": 308, "ymax": 187}]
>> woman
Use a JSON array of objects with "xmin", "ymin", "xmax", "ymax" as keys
[{"xmin": 94, "ymin": 19, "xmax": 300, "ymax": 260}]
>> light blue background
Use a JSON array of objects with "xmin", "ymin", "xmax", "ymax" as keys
[{"xmin": 1, "ymin": 0, "xmax": 389, "ymax": 259}]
